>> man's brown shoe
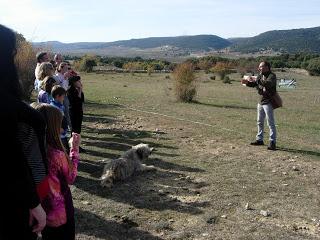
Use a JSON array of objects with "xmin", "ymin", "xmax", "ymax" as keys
[
  {"xmin": 250, "ymin": 140, "xmax": 264, "ymax": 146},
  {"xmin": 267, "ymin": 141, "xmax": 276, "ymax": 151}
]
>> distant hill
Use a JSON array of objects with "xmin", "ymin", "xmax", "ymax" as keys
[
  {"xmin": 32, "ymin": 26, "xmax": 320, "ymax": 57},
  {"xmin": 33, "ymin": 35, "xmax": 231, "ymax": 57},
  {"xmin": 230, "ymin": 26, "xmax": 320, "ymax": 53},
  {"xmin": 103, "ymin": 35, "xmax": 231, "ymax": 51}
]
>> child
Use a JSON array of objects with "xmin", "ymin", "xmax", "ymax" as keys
[
  {"xmin": 51, "ymin": 85, "xmax": 69, "ymax": 151},
  {"xmin": 33, "ymin": 103, "xmax": 80, "ymax": 240},
  {"xmin": 38, "ymin": 76, "xmax": 56, "ymax": 104}
]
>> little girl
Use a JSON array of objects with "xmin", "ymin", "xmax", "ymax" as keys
[
  {"xmin": 38, "ymin": 76, "xmax": 56, "ymax": 104},
  {"xmin": 33, "ymin": 103, "xmax": 80, "ymax": 240}
]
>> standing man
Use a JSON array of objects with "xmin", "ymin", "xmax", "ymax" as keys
[
  {"xmin": 241, "ymin": 61, "xmax": 278, "ymax": 150},
  {"xmin": 53, "ymin": 53, "xmax": 63, "ymax": 69},
  {"xmin": 35, "ymin": 51, "xmax": 49, "ymax": 91}
]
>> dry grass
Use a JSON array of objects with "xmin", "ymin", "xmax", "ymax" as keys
[
  {"xmin": 15, "ymin": 41, "xmax": 36, "ymax": 100},
  {"xmin": 74, "ymin": 70, "xmax": 320, "ymax": 239}
]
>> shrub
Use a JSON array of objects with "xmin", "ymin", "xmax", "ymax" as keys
[
  {"xmin": 222, "ymin": 76, "xmax": 231, "ymax": 84},
  {"xmin": 306, "ymin": 58, "xmax": 320, "ymax": 76},
  {"xmin": 210, "ymin": 76, "xmax": 216, "ymax": 80},
  {"xmin": 173, "ymin": 63, "xmax": 197, "ymax": 102},
  {"xmin": 15, "ymin": 35, "xmax": 37, "ymax": 100},
  {"xmin": 211, "ymin": 62, "xmax": 232, "ymax": 80},
  {"xmin": 147, "ymin": 66, "xmax": 154, "ymax": 76},
  {"xmin": 74, "ymin": 55, "xmax": 97, "ymax": 72}
]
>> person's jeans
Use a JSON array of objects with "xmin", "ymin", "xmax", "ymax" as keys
[{"xmin": 256, "ymin": 103, "xmax": 276, "ymax": 143}]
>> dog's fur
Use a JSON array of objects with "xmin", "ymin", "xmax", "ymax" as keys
[{"xmin": 100, "ymin": 143, "xmax": 155, "ymax": 188}]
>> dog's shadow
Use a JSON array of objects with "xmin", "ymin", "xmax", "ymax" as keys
[{"xmin": 75, "ymin": 208, "xmax": 163, "ymax": 240}]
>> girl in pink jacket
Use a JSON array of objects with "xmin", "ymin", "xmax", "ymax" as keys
[{"xmin": 34, "ymin": 104, "xmax": 80, "ymax": 240}]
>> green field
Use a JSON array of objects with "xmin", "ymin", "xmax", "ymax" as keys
[{"xmin": 74, "ymin": 70, "xmax": 320, "ymax": 239}]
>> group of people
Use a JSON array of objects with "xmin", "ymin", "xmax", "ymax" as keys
[
  {"xmin": 0, "ymin": 22, "xmax": 280, "ymax": 240},
  {"xmin": 34, "ymin": 51, "xmax": 85, "ymax": 152},
  {"xmin": 0, "ymin": 24, "xmax": 83, "ymax": 240}
]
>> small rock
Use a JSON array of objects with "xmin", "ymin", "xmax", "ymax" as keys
[
  {"xmin": 260, "ymin": 210, "xmax": 270, "ymax": 217},
  {"xmin": 205, "ymin": 216, "xmax": 217, "ymax": 224},
  {"xmin": 230, "ymin": 146, "xmax": 235, "ymax": 149},
  {"xmin": 81, "ymin": 201, "xmax": 91, "ymax": 205},
  {"xmin": 228, "ymin": 203, "xmax": 232, "ymax": 206},
  {"xmin": 272, "ymin": 169, "xmax": 277, "ymax": 173},
  {"xmin": 158, "ymin": 190, "xmax": 165, "ymax": 196},
  {"xmin": 245, "ymin": 203, "xmax": 252, "ymax": 210},
  {"xmin": 98, "ymin": 159, "xmax": 108, "ymax": 163},
  {"xmin": 282, "ymin": 172, "xmax": 288, "ymax": 175},
  {"xmin": 282, "ymin": 183, "xmax": 289, "ymax": 186},
  {"xmin": 221, "ymin": 215, "xmax": 227, "ymax": 219},
  {"xmin": 292, "ymin": 166, "xmax": 300, "ymax": 171},
  {"xmin": 202, "ymin": 233, "xmax": 209, "ymax": 237}
]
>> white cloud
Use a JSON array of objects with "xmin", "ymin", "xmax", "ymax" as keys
[{"xmin": 0, "ymin": 0, "xmax": 64, "ymax": 40}]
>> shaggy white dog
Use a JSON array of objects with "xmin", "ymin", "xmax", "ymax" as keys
[{"xmin": 100, "ymin": 143, "xmax": 155, "ymax": 188}]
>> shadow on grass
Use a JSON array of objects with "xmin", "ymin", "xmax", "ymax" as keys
[
  {"xmin": 193, "ymin": 100, "xmax": 255, "ymax": 110},
  {"xmin": 75, "ymin": 167, "xmax": 209, "ymax": 215},
  {"xmin": 82, "ymin": 133, "xmax": 175, "ymax": 150},
  {"xmin": 278, "ymin": 147, "xmax": 320, "ymax": 157},
  {"xmin": 85, "ymin": 101, "xmax": 124, "ymax": 110},
  {"xmin": 75, "ymin": 208, "xmax": 163, "ymax": 240},
  {"xmin": 81, "ymin": 148, "xmax": 119, "ymax": 160},
  {"xmin": 78, "ymin": 158, "xmax": 106, "ymax": 178},
  {"xmin": 83, "ymin": 115, "xmax": 116, "ymax": 125},
  {"xmin": 82, "ymin": 125, "xmax": 164, "ymax": 140},
  {"xmin": 149, "ymin": 157, "xmax": 205, "ymax": 173}
]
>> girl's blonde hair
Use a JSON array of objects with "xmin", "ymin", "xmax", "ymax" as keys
[
  {"xmin": 31, "ymin": 103, "xmax": 73, "ymax": 169},
  {"xmin": 38, "ymin": 62, "xmax": 54, "ymax": 80}
]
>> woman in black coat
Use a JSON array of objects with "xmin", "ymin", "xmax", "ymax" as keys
[
  {"xmin": 67, "ymin": 75, "xmax": 84, "ymax": 134},
  {"xmin": 67, "ymin": 75, "xmax": 85, "ymax": 152},
  {"xmin": 0, "ymin": 24, "xmax": 46, "ymax": 240}
]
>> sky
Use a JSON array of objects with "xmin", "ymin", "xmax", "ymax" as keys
[{"xmin": 1, "ymin": 0, "xmax": 319, "ymax": 43}]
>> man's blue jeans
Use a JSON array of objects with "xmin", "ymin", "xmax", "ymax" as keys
[{"xmin": 256, "ymin": 103, "xmax": 276, "ymax": 143}]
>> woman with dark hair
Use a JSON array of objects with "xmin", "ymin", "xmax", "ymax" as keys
[
  {"xmin": 67, "ymin": 75, "xmax": 85, "ymax": 152},
  {"xmin": 0, "ymin": 24, "xmax": 47, "ymax": 239}
]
